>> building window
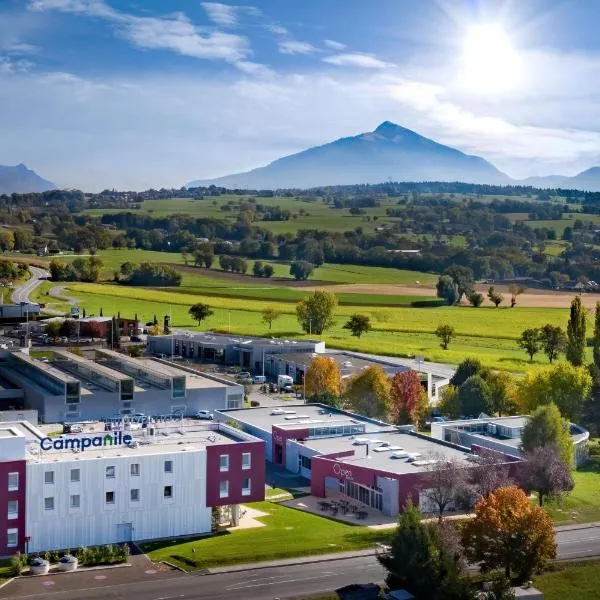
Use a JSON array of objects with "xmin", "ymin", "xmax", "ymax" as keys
[
  {"xmin": 105, "ymin": 491, "xmax": 115, "ymax": 505},
  {"xmin": 164, "ymin": 485, "xmax": 173, "ymax": 499},
  {"xmin": 130, "ymin": 463, "xmax": 140, "ymax": 477},
  {"xmin": 44, "ymin": 497, "xmax": 54, "ymax": 511},
  {"xmin": 106, "ymin": 466, "xmax": 116, "ymax": 479},
  {"xmin": 7, "ymin": 472, "xmax": 18, "ymax": 492},
  {"xmin": 299, "ymin": 455, "xmax": 312, "ymax": 471},
  {"xmin": 7, "ymin": 529, "xmax": 18, "ymax": 548},
  {"xmin": 219, "ymin": 454, "xmax": 229, "ymax": 472},
  {"xmin": 219, "ymin": 480, "xmax": 229, "ymax": 498},
  {"xmin": 70, "ymin": 494, "xmax": 80, "ymax": 508},
  {"xmin": 164, "ymin": 460, "xmax": 173, "ymax": 474},
  {"xmin": 130, "ymin": 489, "xmax": 140, "ymax": 502},
  {"xmin": 44, "ymin": 471, "xmax": 54, "ymax": 485},
  {"xmin": 70, "ymin": 468, "xmax": 80, "ymax": 483},
  {"xmin": 242, "ymin": 478, "xmax": 251, "ymax": 496},
  {"xmin": 242, "ymin": 452, "xmax": 251, "ymax": 470},
  {"xmin": 7, "ymin": 500, "xmax": 18, "ymax": 520}
]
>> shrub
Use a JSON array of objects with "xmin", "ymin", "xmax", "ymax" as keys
[{"xmin": 250, "ymin": 400, "xmax": 260, "ymax": 407}]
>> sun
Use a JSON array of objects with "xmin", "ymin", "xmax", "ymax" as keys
[{"xmin": 460, "ymin": 23, "xmax": 520, "ymax": 93}]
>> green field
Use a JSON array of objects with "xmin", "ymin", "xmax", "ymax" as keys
[
  {"xmin": 143, "ymin": 500, "xmax": 389, "ymax": 570},
  {"xmin": 51, "ymin": 282, "xmax": 585, "ymax": 371},
  {"xmin": 534, "ymin": 560, "xmax": 600, "ymax": 600}
]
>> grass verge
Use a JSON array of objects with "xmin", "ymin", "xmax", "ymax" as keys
[
  {"xmin": 534, "ymin": 560, "xmax": 600, "ymax": 600},
  {"xmin": 142, "ymin": 501, "xmax": 391, "ymax": 570}
]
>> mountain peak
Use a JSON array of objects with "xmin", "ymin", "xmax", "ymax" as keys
[
  {"xmin": 373, "ymin": 121, "xmax": 413, "ymax": 137},
  {"xmin": 0, "ymin": 164, "xmax": 55, "ymax": 194}
]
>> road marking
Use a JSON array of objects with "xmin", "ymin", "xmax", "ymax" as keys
[{"xmin": 225, "ymin": 573, "xmax": 337, "ymax": 591}]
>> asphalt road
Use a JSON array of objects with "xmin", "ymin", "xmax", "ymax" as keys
[
  {"xmin": 4, "ymin": 525, "xmax": 600, "ymax": 600},
  {"xmin": 11, "ymin": 266, "xmax": 49, "ymax": 304}
]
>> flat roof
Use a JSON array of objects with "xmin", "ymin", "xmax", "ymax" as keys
[
  {"xmin": 9, "ymin": 351, "xmax": 78, "ymax": 385},
  {"xmin": 273, "ymin": 352, "xmax": 411, "ymax": 376},
  {"xmin": 165, "ymin": 330, "xmax": 322, "ymax": 348},
  {"xmin": 219, "ymin": 404, "xmax": 394, "ymax": 434},
  {"xmin": 137, "ymin": 360, "xmax": 226, "ymax": 389},
  {"xmin": 26, "ymin": 423, "xmax": 256, "ymax": 463},
  {"xmin": 52, "ymin": 350, "xmax": 132, "ymax": 384},
  {"xmin": 304, "ymin": 431, "xmax": 474, "ymax": 475}
]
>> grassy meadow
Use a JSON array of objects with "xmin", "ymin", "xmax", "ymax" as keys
[{"xmin": 50, "ymin": 281, "xmax": 586, "ymax": 371}]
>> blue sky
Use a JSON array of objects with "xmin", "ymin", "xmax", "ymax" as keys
[{"xmin": 1, "ymin": 0, "xmax": 600, "ymax": 190}]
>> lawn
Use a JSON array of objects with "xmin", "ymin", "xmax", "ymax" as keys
[
  {"xmin": 142, "ymin": 501, "xmax": 390, "ymax": 570},
  {"xmin": 50, "ymin": 283, "xmax": 583, "ymax": 371},
  {"xmin": 534, "ymin": 560, "xmax": 600, "ymax": 600},
  {"xmin": 543, "ymin": 453, "xmax": 600, "ymax": 525}
]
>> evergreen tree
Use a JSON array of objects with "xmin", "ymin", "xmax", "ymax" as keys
[
  {"xmin": 566, "ymin": 296, "xmax": 586, "ymax": 366},
  {"xmin": 593, "ymin": 302, "xmax": 600, "ymax": 369}
]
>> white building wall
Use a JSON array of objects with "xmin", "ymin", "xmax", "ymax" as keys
[{"xmin": 26, "ymin": 450, "xmax": 210, "ymax": 552}]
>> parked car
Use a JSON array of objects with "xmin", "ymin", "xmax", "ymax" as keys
[
  {"xmin": 194, "ymin": 410, "xmax": 214, "ymax": 420},
  {"xmin": 236, "ymin": 371, "xmax": 252, "ymax": 381},
  {"xmin": 63, "ymin": 423, "xmax": 83, "ymax": 434},
  {"xmin": 253, "ymin": 375, "xmax": 266, "ymax": 384}
]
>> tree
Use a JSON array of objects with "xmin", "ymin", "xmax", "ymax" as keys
[
  {"xmin": 127, "ymin": 345, "xmax": 144, "ymax": 358},
  {"xmin": 344, "ymin": 366, "xmax": 391, "ymax": 420},
  {"xmin": 296, "ymin": 291, "xmax": 338, "ymax": 335},
  {"xmin": 435, "ymin": 324, "xmax": 455, "ymax": 350},
  {"xmin": 594, "ymin": 302, "xmax": 600, "ymax": 369},
  {"xmin": 480, "ymin": 578, "xmax": 516, "ymax": 600},
  {"xmin": 445, "ymin": 265, "xmax": 474, "ymax": 302},
  {"xmin": 59, "ymin": 319, "xmax": 78, "ymax": 338},
  {"xmin": 538, "ymin": 324, "xmax": 567, "ymax": 363},
  {"xmin": 508, "ymin": 284, "xmax": 526, "ymax": 308},
  {"xmin": 519, "ymin": 445, "xmax": 574, "ymax": 507},
  {"xmin": 307, "ymin": 390, "xmax": 344, "ymax": 409},
  {"xmin": 520, "ymin": 403, "xmax": 573, "ymax": 464},
  {"xmin": 517, "ymin": 328, "xmax": 541, "ymax": 361},
  {"xmin": 467, "ymin": 291, "xmax": 484, "ymax": 307},
  {"xmin": 193, "ymin": 242, "xmax": 214, "ymax": 268},
  {"xmin": 436, "ymin": 275, "xmax": 458, "ymax": 306},
  {"xmin": 470, "ymin": 448, "xmax": 513, "ymax": 501},
  {"xmin": 252, "ymin": 261, "xmax": 265, "ymax": 277},
  {"xmin": 290, "ymin": 260, "xmax": 314, "ymax": 281},
  {"xmin": 439, "ymin": 384, "xmax": 461, "ymax": 419},
  {"xmin": 421, "ymin": 455, "xmax": 470, "ymax": 522},
  {"xmin": 261, "ymin": 308, "xmax": 280, "ymax": 330},
  {"xmin": 566, "ymin": 296, "xmax": 587, "ymax": 366},
  {"xmin": 262, "ymin": 264, "xmax": 274, "ymax": 278},
  {"xmin": 106, "ymin": 316, "xmax": 121, "ymax": 349},
  {"xmin": 304, "ymin": 356, "xmax": 342, "ymax": 399},
  {"xmin": 188, "ymin": 303, "xmax": 214, "ymax": 326},
  {"xmin": 0, "ymin": 230, "xmax": 15, "ymax": 252},
  {"xmin": 450, "ymin": 358, "xmax": 483, "ymax": 387},
  {"xmin": 87, "ymin": 321, "xmax": 102, "ymax": 342},
  {"xmin": 343, "ymin": 314, "xmax": 371, "ymax": 338},
  {"xmin": 462, "ymin": 486, "xmax": 556, "ymax": 582},
  {"xmin": 44, "ymin": 320, "xmax": 62, "ymax": 340},
  {"xmin": 486, "ymin": 370, "xmax": 518, "ymax": 416},
  {"xmin": 518, "ymin": 363, "xmax": 592, "ymax": 422},
  {"xmin": 390, "ymin": 371, "xmax": 429, "ymax": 427},
  {"xmin": 457, "ymin": 375, "xmax": 492, "ymax": 417},
  {"xmin": 487, "ymin": 286, "xmax": 504, "ymax": 308},
  {"xmin": 378, "ymin": 503, "xmax": 474, "ymax": 600}
]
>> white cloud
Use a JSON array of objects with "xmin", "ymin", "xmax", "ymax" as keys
[
  {"xmin": 278, "ymin": 40, "xmax": 317, "ymax": 55},
  {"xmin": 235, "ymin": 61, "xmax": 274, "ymax": 78},
  {"xmin": 323, "ymin": 53, "xmax": 393, "ymax": 70},
  {"xmin": 324, "ymin": 39, "xmax": 345, "ymax": 51},
  {"xmin": 0, "ymin": 56, "xmax": 34, "ymax": 74},
  {"xmin": 266, "ymin": 24, "xmax": 288, "ymax": 35},
  {"xmin": 201, "ymin": 2, "xmax": 238, "ymax": 27},
  {"xmin": 28, "ymin": 0, "xmax": 251, "ymax": 64},
  {"xmin": 5, "ymin": 43, "xmax": 38, "ymax": 55}
]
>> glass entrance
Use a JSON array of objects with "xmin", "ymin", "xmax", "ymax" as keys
[{"xmin": 339, "ymin": 479, "xmax": 383, "ymax": 511}]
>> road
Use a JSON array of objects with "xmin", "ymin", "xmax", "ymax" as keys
[
  {"xmin": 11, "ymin": 266, "xmax": 49, "ymax": 304},
  {"xmin": 3, "ymin": 525, "xmax": 600, "ymax": 600}
]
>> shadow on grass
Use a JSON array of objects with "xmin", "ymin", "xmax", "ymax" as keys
[{"xmin": 140, "ymin": 530, "xmax": 231, "ymax": 554}]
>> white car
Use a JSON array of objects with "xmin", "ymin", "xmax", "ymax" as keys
[
  {"xmin": 194, "ymin": 410, "xmax": 214, "ymax": 420},
  {"xmin": 271, "ymin": 408, "xmax": 286, "ymax": 415}
]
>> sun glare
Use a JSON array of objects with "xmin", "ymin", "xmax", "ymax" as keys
[{"xmin": 460, "ymin": 23, "xmax": 520, "ymax": 93}]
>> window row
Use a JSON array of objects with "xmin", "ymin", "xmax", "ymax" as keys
[
  {"xmin": 44, "ymin": 486, "xmax": 174, "ymax": 510},
  {"xmin": 44, "ymin": 460, "xmax": 173, "ymax": 485},
  {"xmin": 219, "ymin": 477, "xmax": 251, "ymax": 498},
  {"xmin": 219, "ymin": 452, "xmax": 252, "ymax": 472}
]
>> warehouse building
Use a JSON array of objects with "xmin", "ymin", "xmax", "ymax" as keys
[
  {"xmin": 217, "ymin": 405, "xmax": 518, "ymax": 516},
  {"xmin": 0, "ymin": 419, "xmax": 265, "ymax": 554},
  {"xmin": 0, "ymin": 349, "xmax": 243, "ymax": 423},
  {"xmin": 431, "ymin": 415, "xmax": 590, "ymax": 466},
  {"xmin": 148, "ymin": 331, "xmax": 324, "ymax": 372}
]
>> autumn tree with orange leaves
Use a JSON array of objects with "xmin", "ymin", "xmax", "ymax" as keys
[
  {"xmin": 304, "ymin": 355, "xmax": 342, "ymax": 399},
  {"xmin": 462, "ymin": 486, "xmax": 556, "ymax": 583},
  {"xmin": 389, "ymin": 371, "xmax": 430, "ymax": 428}
]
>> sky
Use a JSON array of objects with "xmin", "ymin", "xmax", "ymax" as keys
[{"xmin": 2, "ymin": 0, "xmax": 600, "ymax": 190}]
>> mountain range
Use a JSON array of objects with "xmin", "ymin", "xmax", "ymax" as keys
[
  {"xmin": 189, "ymin": 121, "xmax": 600, "ymax": 192},
  {"xmin": 0, "ymin": 164, "xmax": 55, "ymax": 194}
]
